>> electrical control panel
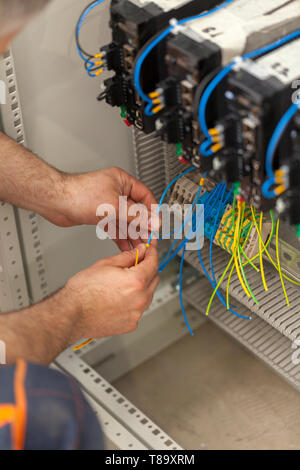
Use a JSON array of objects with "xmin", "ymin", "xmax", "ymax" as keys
[
  {"xmin": 94, "ymin": 0, "xmax": 300, "ymax": 230},
  {"xmin": 100, "ymin": 0, "xmax": 222, "ymax": 132},
  {"xmin": 154, "ymin": 0, "xmax": 300, "ymax": 153},
  {"xmin": 211, "ymin": 38, "xmax": 300, "ymax": 222}
]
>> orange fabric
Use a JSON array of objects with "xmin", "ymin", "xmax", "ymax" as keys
[
  {"xmin": 13, "ymin": 359, "xmax": 27, "ymax": 450},
  {"xmin": 0, "ymin": 405, "xmax": 15, "ymax": 427}
]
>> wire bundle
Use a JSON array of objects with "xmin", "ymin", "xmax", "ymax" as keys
[
  {"xmin": 75, "ymin": 0, "xmax": 106, "ymax": 77},
  {"xmin": 155, "ymin": 172, "xmax": 300, "ymax": 335}
]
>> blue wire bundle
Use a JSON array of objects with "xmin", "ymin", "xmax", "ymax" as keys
[
  {"xmin": 159, "ymin": 180, "xmax": 250, "ymax": 335},
  {"xmin": 76, "ymin": 0, "xmax": 106, "ymax": 77}
]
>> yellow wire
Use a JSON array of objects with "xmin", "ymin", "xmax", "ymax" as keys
[
  {"xmin": 227, "ymin": 206, "xmax": 254, "ymax": 308},
  {"xmin": 250, "ymin": 206, "xmax": 300, "ymax": 286},
  {"xmin": 208, "ymin": 198, "xmax": 240, "ymax": 315},
  {"xmin": 240, "ymin": 245, "xmax": 260, "ymax": 272},
  {"xmin": 258, "ymin": 211, "xmax": 268, "ymax": 291},
  {"xmin": 73, "ymin": 338, "xmax": 93, "ymax": 351},
  {"xmin": 234, "ymin": 204, "xmax": 251, "ymax": 297},
  {"xmin": 135, "ymin": 249, "xmax": 139, "ymax": 267},
  {"xmin": 227, "ymin": 264, "xmax": 235, "ymax": 310},
  {"xmin": 74, "ymin": 249, "xmax": 140, "ymax": 352},
  {"xmin": 276, "ymin": 220, "xmax": 290, "ymax": 307},
  {"xmin": 226, "ymin": 201, "xmax": 241, "ymax": 309}
]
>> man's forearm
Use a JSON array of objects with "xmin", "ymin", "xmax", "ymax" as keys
[
  {"xmin": 0, "ymin": 132, "xmax": 65, "ymax": 215},
  {"xmin": 0, "ymin": 287, "xmax": 81, "ymax": 365}
]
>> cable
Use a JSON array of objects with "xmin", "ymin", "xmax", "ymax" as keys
[
  {"xmin": 262, "ymin": 102, "xmax": 300, "ymax": 199},
  {"xmin": 133, "ymin": 0, "xmax": 235, "ymax": 115},
  {"xmin": 250, "ymin": 207, "xmax": 300, "ymax": 286},
  {"xmin": 242, "ymin": 210, "xmax": 274, "ymax": 268},
  {"xmin": 258, "ymin": 210, "xmax": 268, "ymax": 291},
  {"xmin": 233, "ymin": 203, "xmax": 251, "ymax": 298},
  {"xmin": 199, "ymin": 28, "xmax": 300, "ymax": 156},
  {"xmin": 238, "ymin": 245, "xmax": 259, "ymax": 306},
  {"xmin": 179, "ymin": 245, "xmax": 195, "ymax": 336},
  {"xmin": 193, "ymin": 66, "xmax": 222, "ymax": 120},
  {"xmin": 73, "ymin": 338, "xmax": 93, "ymax": 351},
  {"xmin": 208, "ymin": 185, "xmax": 239, "ymax": 310},
  {"xmin": 276, "ymin": 219, "xmax": 290, "ymax": 307},
  {"xmin": 196, "ymin": 206, "xmax": 249, "ymax": 319},
  {"xmin": 74, "ymin": 246, "xmax": 141, "ymax": 351},
  {"xmin": 135, "ymin": 249, "xmax": 139, "ymax": 267},
  {"xmin": 206, "ymin": 199, "xmax": 251, "ymax": 318},
  {"xmin": 75, "ymin": 0, "xmax": 106, "ymax": 77}
]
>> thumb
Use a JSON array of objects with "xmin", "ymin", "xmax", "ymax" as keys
[{"xmin": 108, "ymin": 243, "xmax": 147, "ymax": 269}]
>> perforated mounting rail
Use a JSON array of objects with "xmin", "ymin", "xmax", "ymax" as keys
[
  {"xmin": 183, "ymin": 277, "xmax": 300, "ymax": 391},
  {"xmin": 182, "ymin": 243, "xmax": 300, "ymax": 345}
]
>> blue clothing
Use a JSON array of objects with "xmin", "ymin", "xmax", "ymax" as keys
[{"xmin": 0, "ymin": 360, "xmax": 104, "ymax": 450}]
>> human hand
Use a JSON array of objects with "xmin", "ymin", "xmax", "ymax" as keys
[
  {"xmin": 45, "ymin": 167, "xmax": 160, "ymax": 251},
  {"xmin": 65, "ymin": 244, "xmax": 159, "ymax": 339}
]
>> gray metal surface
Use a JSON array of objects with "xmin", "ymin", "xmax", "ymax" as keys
[
  {"xmin": 0, "ymin": 48, "xmax": 50, "ymax": 303},
  {"xmin": 56, "ymin": 350, "xmax": 182, "ymax": 450},
  {"xmin": 0, "ymin": 51, "xmax": 31, "ymax": 311},
  {"xmin": 132, "ymin": 127, "xmax": 167, "ymax": 202},
  {"xmin": 183, "ymin": 277, "xmax": 300, "ymax": 391}
]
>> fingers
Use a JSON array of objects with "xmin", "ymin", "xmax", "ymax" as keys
[
  {"xmin": 131, "ymin": 245, "xmax": 159, "ymax": 286},
  {"xmin": 127, "ymin": 175, "xmax": 158, "ymax": 212},
  {"xmin": 106, "ymin": 244, "xmax": 147, "ymax": 269}
]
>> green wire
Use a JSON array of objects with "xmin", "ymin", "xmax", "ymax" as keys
[
  {"xmin": 238, "ymin": 245, "xmax": 259, "ymax": 305},
  {"xmin": 240, "ymin": 245, "xmax": 259, "ymax": 272},
  {"xmin": 243, "ymin": 209, "xmax": 275, "ymax": 267}
]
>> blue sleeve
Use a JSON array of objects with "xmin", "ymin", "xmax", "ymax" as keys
[{"xmin": 0, "ymin": 361, "xmax": 105, "ymax": 450}]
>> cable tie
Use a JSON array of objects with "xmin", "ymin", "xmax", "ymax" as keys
[{"xmin": 169, "ymin": 18, "xmax": 184, "ymax": 35}]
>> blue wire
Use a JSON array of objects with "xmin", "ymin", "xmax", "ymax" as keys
[
  {"xmin": 209, "ymin": 186, "xmax": 230, "ymax": 296},
  {"xmin": 159, "ymin": 182, "xmax": 223, "ymax": 272},
  {"xmin": 76, "ymin": 0, "xmax": 105, "ymax": 77},
  {"xmin": 133, "ymin": 0, "xmax": 235, "ymax": 115},
  {"xmin": 199, "ymin": 28, "xmax": 300, "ymax": 155},
  {"xmin": 147, "ymin": 166, "xmax": 196, "ymax": 245},
  {"xmin": 159, "ymin": 238, "xmax": 189, "ymax": 272},
  {"xmin": 179, "ymin": 245, "xmax": 195, "ymax": 336},
  {"xmin": 262, "ymin": 101, "xmax": 300, "ymax": 199}
]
